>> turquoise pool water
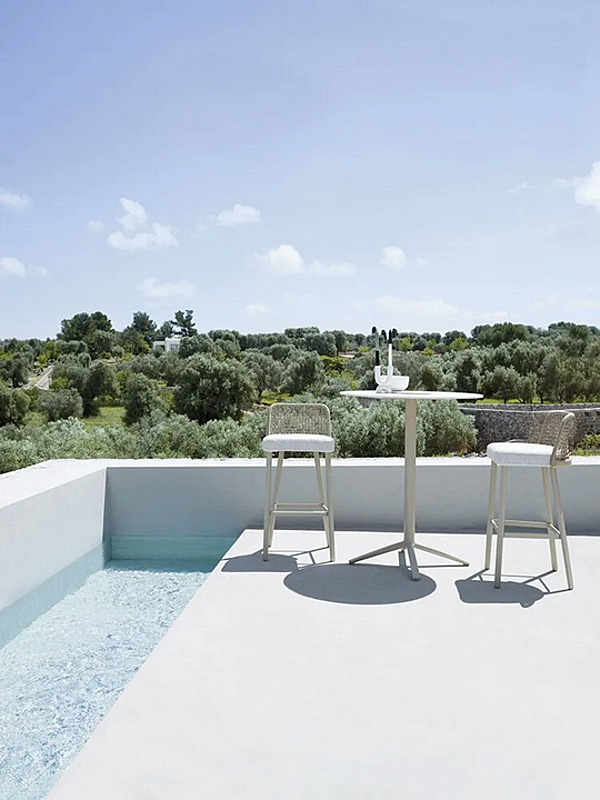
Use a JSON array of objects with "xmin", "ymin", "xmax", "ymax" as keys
[{"xmin": 0, "ymin": 561, "xmax": 210, "ymax": 800}]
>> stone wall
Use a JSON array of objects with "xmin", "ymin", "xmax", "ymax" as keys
[{"xmin": 459, "ymin": 404, "xmax": 600, "ymax": 451}]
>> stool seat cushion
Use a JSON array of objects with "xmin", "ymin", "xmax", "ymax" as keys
[
  {"xmin": 262, "ymin": 433, "xmax": 335, "ymax": 453},
  {"xmin": 487, "ymin": 441, "xmax": 556, "ymax": 467}
]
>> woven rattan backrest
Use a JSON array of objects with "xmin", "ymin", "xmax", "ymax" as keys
[
  {"xmin": 268, "ymin": 403, "xmax": 332, "ymax": 437},
  {"xmin": 529, "ymin": 411, "xmax": 575, "ymax": 464}
]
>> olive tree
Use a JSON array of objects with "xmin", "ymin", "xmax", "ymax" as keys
[
  {"xmin": 172, "ymin": 354, "xmax": 255, "ymax": 423},
  {"xmin": 281, "ymin": 351, "xmax": 325, "ymax": 395},
  {"xmin": 123, "ymin": 373, "xmax": 165, "ymax": 425}
]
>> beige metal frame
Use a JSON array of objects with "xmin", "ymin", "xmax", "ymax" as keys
[
  {"xmin": 263, "ymin": 450, "xmax": 334, "ymax": 562},
  {"xmin": 262, "ymin": 403, "xmax": 335, "ymax": 562},
  {"xmin": 484, "ymin": 411, "xmax": 575, "ymax": 590}
]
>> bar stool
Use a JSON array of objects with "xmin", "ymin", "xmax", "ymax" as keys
[
  {"xmin": 262, "ymin": 403, "xmax": 335, "ymax": 562},
  {"xmin": 485, "ymin": 410, "xmax": 575, "ymax": 589}
]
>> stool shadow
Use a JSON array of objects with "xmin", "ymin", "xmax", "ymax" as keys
[
  {"xmin": 221, "ymin": 551, "xmax": 300, "ymax": 573},
  {"xmin": 455, "ymin": 572, "xmax": 546, "ymax": 607},
  {"xmin": 284, "ymin": 563, "xmax": 436, "ymax": 605}
]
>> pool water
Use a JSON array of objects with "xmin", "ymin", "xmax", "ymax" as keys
[{"xmin": 0, "ymin": 561, "xmax": 210, "ymax": 800}]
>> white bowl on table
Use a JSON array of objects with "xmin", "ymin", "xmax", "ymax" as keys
[{"xmin": 375, "ymin": 373, "xmax": 410, "ymax": 392}]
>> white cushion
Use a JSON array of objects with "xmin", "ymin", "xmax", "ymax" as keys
[
  {"xmin": 262, "ymin": 434, "xmax": 335, "ymax": 453},
  {"xmin": 487, "ymin": 442, "xmax": 557, "ymax": 467}
]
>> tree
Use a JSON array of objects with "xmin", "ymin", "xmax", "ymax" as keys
[
  {"xmin": 121, "ymin": 312, "xmax": 158, "ymax": 354},
  {"xmin": 482, "ymin": 365, "xmax": 520, "ymax": 403},
  {"xmin": 58, "ymin": 311, "xmax": 116, "ymax": 358},
  {"xmin": 0, "ymin": 353, "xmax": 33, "ymax": 387},
  {"xmin": 59, "ymin": 311, "xmax": 113, "ymax": 341},
  {"xmin": 281, "ymin": 351, "xmax": 325, "ymax": 395},
  {"xmin": 178, "ymin": 335, "xmax": 220, "ymax": 359},
  {"xmin": 242, "ymin": 351, "xmax": 283, "ymax": 401},
  {"xmin": 0, "ymin": 384, "xmax": 30, "ymax": 426},
  {"xmin": 155, "ymin": 320, "xmax": 175, "ymax": 340},
  {"xmin": 419, "ymin": 358, "xmax": 445, "ymax": 391},
  {"xmin": 170, "ymin": 310, "xmax": 197, "ymax": 338},
  {"xmin": 326, "ymin": 330, "xmax": 349, "ymax": 354},
  {"xmin": 122, "ymin": 373, "xmax": 164, "ymax": 425},
  {"xmin": 172, "ymin": 354, "xmax": 255, "ymax": 423},
  {"xmin": 453, "ymin": 350, "xmax": 481, "ymax": 393},
  {"xmin": 302, "ymin": 332, "xmax": 337, "ymax": 357},
  {"xmin": 38, "ymin": 389, "xmax": 84, "ymax": 421},
  {"xmin": 52, "ymin": 359, "xmax": 117, "ymax": 416}
]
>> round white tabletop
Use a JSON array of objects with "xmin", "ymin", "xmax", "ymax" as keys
[{"xmin": 341, "ymin": 390, "xmax": 482, "ymax": 401}]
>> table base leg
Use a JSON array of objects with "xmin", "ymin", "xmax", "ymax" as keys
[
  {"xmin": 349, "ymin": 540, "xmax": 421, "ymax": 581},
  {"xmin": 413, "ymin": 543, "xmax": 469, "ymax": 567},
  {"xmin": 349, "ymin": 539, "xmax": 469, "ymax": 580}
]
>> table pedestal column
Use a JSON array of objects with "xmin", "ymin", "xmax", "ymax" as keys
[{"xmin": 349, "ymin": 398, "xmax": 469, "ymax": 579}]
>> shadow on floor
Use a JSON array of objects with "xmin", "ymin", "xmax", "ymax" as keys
[
  {"xmin": 455, "ymin": 572, "xmax": 546, "ymax": 607},
  {"xmin": 221, "ymin": 551, "xmax": 300, "ymax": 573},
  {"xmin": 283, "ymin": 563, "xmax": 436, "ymax": 605}
]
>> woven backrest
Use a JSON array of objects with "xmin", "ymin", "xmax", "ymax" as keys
[
  {"xmin": 529, "ymin": 411, "xmax": 575, "ymax": 464},
  {"xmin": 268, "ymin": 403, "xmax": 332, "ymax": 436}
]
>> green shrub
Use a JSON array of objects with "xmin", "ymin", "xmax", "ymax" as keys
[
  {"xmin": 38, "ymin": 389, "xmax": 84, "ymax": 421},
  {"xmin": 0, "ymin": 384, "xmax": 30, "ymax": 426}
]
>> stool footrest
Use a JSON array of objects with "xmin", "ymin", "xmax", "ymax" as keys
[
  {"xmin": 273, "ymin": 502, "xmax": 328, "ymax": 516},
  {"xmin": 492, "ymin": 518, "xmax": 556, "ymax": 530}
]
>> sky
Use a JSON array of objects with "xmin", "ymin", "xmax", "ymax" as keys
[{"xmin": 1, "ymin": 0, "xmax": 600, "ymax": 340}]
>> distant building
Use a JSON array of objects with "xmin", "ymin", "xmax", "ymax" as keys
[{"xmin": 152, "ymin": 337, "xmax": 183, "ymax": 354}]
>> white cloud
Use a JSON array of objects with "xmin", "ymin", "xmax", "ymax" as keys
[
  {"xmin": 245, "ymin": 303, "xmax": 268, "ymax": 316},
  {"xmin": 0, "ymin": 188, "xmax": 32, "ymax": 211},
  {"xmin": 283, "ymin": 292, "xmax": 317, "ymax": 306},
  {"xmin": 34, "ymin": 266, "xmax": 48, "ymax": 277},
  {"xmin": 376, "ymin": 295, "xmax": 460, "ymax": 318},
  {"xmin": 532, "ymin": 295, "xmax": 559, "ymax": 309},
  {"xmin": 306, "ymin": 260, "xmax": 357, "ymax": 276},
  {"xmin": 258, "ymin": 245, "xmax": 357, "ymax": 277},
  {"xmin": 259, "ymin": 244, "xmax": 305, "ymax": 275},
  {"xmin": 118, "ymin": 198, "xmax": 148, "ymax": 230},
  {"xmin": 137, "ymin": 277, "xmax": 195, "ymax": 298},
  {"xmin": 570, "ymin": 298, "xmax": 599, "ymax": 310},
  {"xmin": 374, "ymin": 295, "xmax": 507, "ymax": 326},
  {"xmin": 554, "ymin": 177, "xmax": 581, "ymax": 189},
  {"xmin": 106, "ymin": 198, "xmax": 178, "ymax": 250},
  {"xmin": 211, "ymin": 204, "xmax": 261, "ymax": 227},
  {"xmin": 555, "ymin": 163, "xmax": 600, "ymax": 214},
  {"xmin": 108, "ymin": 222, "xmax": 178, "ymax": 251},
  {"xmin": 574, "ymin": 162, "xmax": 600, "ymax": 213},
  {"xmin": 508, "ymin": 181, "xmax": 532, "ymax": 194},
  {"xmin": 0, "ymin": 257, "xmax": 26, "ymax": 277},
  {"xmin": 380, "ymin": 246, "xmax": 409, "ymax": 271},
  {"xmin": 86, "ymin": 220, "xmax": 105, "ymax": 233}
]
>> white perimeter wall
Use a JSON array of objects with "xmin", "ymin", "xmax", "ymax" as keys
[
  {"xmin": 1, "ymin": 456, "xmax": 599, "ymax": 626},
  {"xmin": 103, "ymin": 456, "xmax": 600, "ymax": 540}
]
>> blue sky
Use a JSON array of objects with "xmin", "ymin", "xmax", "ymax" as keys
[{"xmin": 1, "ymin": 0, "xmax": 600, "ymax": 340}]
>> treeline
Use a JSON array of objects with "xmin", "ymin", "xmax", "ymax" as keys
[{"xmin": 0, "ymin": 311, "xmax": 599, "ymax": 472}]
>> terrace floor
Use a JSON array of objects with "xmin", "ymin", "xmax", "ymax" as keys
[{"xmin": 49, "ymin": 528, "xmax": 600, "ymax": 800}]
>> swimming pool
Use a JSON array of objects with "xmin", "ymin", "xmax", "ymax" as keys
[{"xmin": 0, "ymin": 561, "xmax": 210, "ymax": 800}]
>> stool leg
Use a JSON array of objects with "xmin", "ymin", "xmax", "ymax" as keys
[
  {"xmin": 263, "ymin": 453, "xmax": 273, "ymax": 561},
  {"xmin": 313, "ymin": 451, "xmax": 333, "ymax": 559},
  {"xmin": 325, "ymin": 452, "xmax": 335, "ymax": 561},
  {"xmin": 551, "ymin": 468, "xmax": 574, "ymax": 590},
  {"xmin": 269, "ymin": 452, "xmax": 285, "ymax": 547},
  {"xmin": 541, "ymin": 467, "xmax": 558, "ymax": 571},
  {"xmin": 485, "ymin": 461, "xmax": 497, "ymax": 570},
  {"xmin": 494, "ymin": 466, "xmax": 508, "ymax": 588}
]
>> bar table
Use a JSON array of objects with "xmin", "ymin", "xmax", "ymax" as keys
[{"xmin": 341, "ymin": 390, "xmax": 482, "ymax": 580}]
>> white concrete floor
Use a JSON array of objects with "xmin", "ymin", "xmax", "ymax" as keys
[{"xmin": 49, "ymin": 529, "xmax": 600, "ymax": 800}]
